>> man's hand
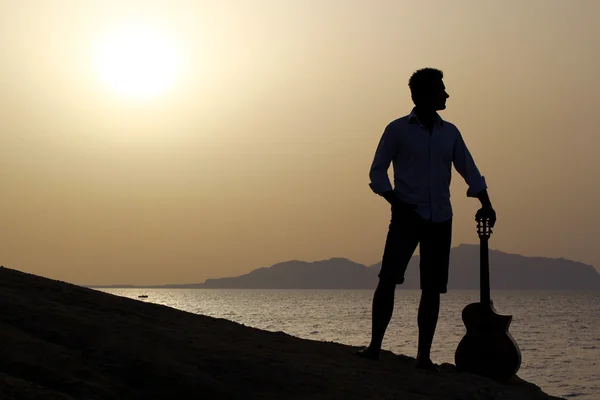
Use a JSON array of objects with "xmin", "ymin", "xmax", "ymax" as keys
[
  {"xmin": 475, "ymin": 189, "xmax": 496, "ymax": 227},
  {"xmin": 475, "ymin": 205, "xmax": 496, "ymax": 227},
  {"xmin": 380, "ymin": 190, "xmax": 417, "ymax": 211}
]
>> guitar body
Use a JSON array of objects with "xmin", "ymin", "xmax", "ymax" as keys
[
  {"xmin": 455, "ymin": 217, "xmax": 521, "ymax": 383},
  {"xmin": 455, "ymin": 300, "xmax": 522, "ymax": 382}
]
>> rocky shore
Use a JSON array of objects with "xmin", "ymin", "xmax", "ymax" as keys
[{"xmin": 0, "ymin": 266, "xmax": 563, "ymax": 400}]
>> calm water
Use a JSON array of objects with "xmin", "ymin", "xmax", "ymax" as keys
[{"xmin": 99, "ymin": 289, "xmax": 599, "ymax": 399}]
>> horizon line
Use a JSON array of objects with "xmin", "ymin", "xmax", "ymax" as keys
[{"xmin": 81, "ymin": 245, "xmax": 599, "ymax": 287}]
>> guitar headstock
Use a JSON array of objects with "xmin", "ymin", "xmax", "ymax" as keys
[{"xmin": 477, "ymin": 217, "xmax": 493, "ymax": 239}]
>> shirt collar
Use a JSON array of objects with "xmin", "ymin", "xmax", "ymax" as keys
[{"xmin": 408, "ymin": 108, "xmax": 444, "ymax": 126}]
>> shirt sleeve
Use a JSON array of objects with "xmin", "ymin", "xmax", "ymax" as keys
[
  {"xmin": 369, "ymin": 124, "xmax": 398, "ymax": 194},
  {"xmin": 453, "ymin": 129, "xmax": 487, "ymax": 197}
]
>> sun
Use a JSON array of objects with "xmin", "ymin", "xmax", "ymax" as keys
[{"xmin": 95, "ymin": 26, "xmax": 181, "ymax": 100}]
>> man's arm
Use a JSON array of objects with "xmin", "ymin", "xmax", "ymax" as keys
[
  {"xmin": 453, "ymin": 130, "xmax": 496, "ymax": 225},
  {"xmin": 369, "ymin": 125, "xmax": 397, "ymax": 197},
  {"xmin": 453, "ymin": 129, "xmax": 488, "ymax": 198},
  {"xmin": 368, "ymin": 125, "xmax": 416, "ymax": 209},
  {"xmin": 477, "ymin": 189, "xmax": 492, "ymax": 208}
]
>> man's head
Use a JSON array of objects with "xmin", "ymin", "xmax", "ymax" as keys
[{"xmin": 408, "ymin": 68, "xmax": 449, "ymax": 111}]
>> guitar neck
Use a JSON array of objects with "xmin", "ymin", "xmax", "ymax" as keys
[{"xmin": 480, "ymin": 237, "xmax": 491, "ymax": 305}]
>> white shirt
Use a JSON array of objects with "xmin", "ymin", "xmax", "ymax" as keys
[{"xmin": 369, "ymin": 108, "xmax": 487, "ymax": 222}]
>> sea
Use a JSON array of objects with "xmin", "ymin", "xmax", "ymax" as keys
[{"xmin": 98, "ymin": 288, "xmax": 600, "ymax": 400}]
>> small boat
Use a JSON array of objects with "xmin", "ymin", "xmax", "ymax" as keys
[{"xmin": 138, "ymin": 295, "xmax": 148, "ymax": 298}]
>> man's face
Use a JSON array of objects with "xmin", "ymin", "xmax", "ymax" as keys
[
  {"xmin": 421, "ymin": 80, "xmax": 449, "ymax": 111},
  {"xmin": 434, "ymin": 80, "xmax": 449, "ymax": 110}
]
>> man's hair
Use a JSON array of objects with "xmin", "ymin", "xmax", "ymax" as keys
[{"xmin": 408, "ymin": 68, "xmax": 444, "ymax": 102}]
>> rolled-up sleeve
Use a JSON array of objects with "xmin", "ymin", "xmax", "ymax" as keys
[
  {"xmin": 369, "ymin": 125, "xmax": 398, "ymax": 194},
  {"xmin": 453, "ymin": 130, "xmax": 487, "ymax": 197}
]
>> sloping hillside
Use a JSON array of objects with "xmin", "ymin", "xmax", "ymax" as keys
[{"xmin": 0, "ymin": 266, "xmax": 563, "ymax": 400}]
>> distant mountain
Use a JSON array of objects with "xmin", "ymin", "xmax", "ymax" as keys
[
  {"xmin": 201, "ymin": 258, "xmax": 372, "ymax": 289},
  {"xmin": 446, "ymin": 244, "xmax": 600, "ymax": 290},
  {"xmin": 89, "ymin": 245, "xmax": 600, "ymax": 290},
  {"xmin": 374, "ymin": 244, "xmax": 600, "ymax": 291}
]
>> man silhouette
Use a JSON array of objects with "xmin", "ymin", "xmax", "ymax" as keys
[{"xmin": 357, "ymin": 68, "xmax": 496, "ymax": 371}]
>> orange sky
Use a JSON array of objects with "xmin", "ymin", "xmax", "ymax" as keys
[{"xmin": 1, "ymin": 1, "xmax": 599, "ymax": 285}]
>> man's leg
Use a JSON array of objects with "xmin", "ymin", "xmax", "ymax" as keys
[
  {"xmin": 417, "ymin": 290, "xmax": 440, "ymax": 364},
  {"xmin": 363, "ymin": 279, "xmax": 397, "ymax": 357},
  {"xmin": 356, "ymin": 206, "xmax": 418, "ymax": 360},
  {"xmin": 416, "ymin": 218, "xmax": 452, "ymax": 369}
]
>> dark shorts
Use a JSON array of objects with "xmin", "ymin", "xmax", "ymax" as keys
[{"xmin": 378, "ymin": 205, "xmax": 452, "ymax": 293}]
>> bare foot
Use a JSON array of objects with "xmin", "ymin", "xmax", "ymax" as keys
[
  {"xmin": 416, "ymin": 357, "xmax": 440, "ymax": 372},
  {"xmin": 354, "ymin": 346, "xmax": 380, "ymax": 360}
]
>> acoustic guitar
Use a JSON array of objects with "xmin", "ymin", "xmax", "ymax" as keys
[{"xmin": 454, "ymin": 217, "xmax": 522, "ymax": 382}]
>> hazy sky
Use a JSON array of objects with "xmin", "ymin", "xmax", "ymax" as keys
[{"xmin": 1, "ymin": 1, "xmax": 599, "ymax": 285}]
